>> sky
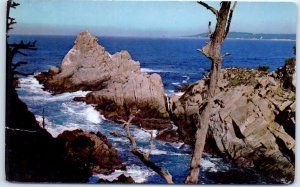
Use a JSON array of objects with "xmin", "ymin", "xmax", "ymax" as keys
[{"xmin": 10, "ymin": 0, "xmax": 297, "ymax": 37}]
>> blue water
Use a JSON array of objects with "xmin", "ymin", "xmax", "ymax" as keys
[{"xmin": 11, "ymin": 35, "xmax": 295, "ymax": 184}]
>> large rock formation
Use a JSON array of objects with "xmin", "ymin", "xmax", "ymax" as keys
[
  {"xmin": 170, "ymin": 67, "xmax": 295, "ymax": 182},
  {"xmin": 36, "ymin": 31, "xmax": 171, "ymax": 129}
]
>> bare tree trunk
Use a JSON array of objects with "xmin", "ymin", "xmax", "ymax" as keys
[{"xmin": 185, "ymin": 1, "xmax": 236, "ymax": 184}]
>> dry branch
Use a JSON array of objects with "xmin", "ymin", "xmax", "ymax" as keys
[
  {"xmin": 224, "ymin": 1, "xmax": 237, "ymax": 39},
  {"xmin": 110, "ymin": 112, "xmax": 174, "ymax": 184},
  {"xmin": 197, "ymin": 1, "xmax": 218, "ymax": 15}
]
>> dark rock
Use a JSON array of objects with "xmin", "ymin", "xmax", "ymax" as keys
[
  {"xmin": 156, "ymin": 129, "xmax": 181, "ymax": 143},
  {"xmin": 97, "ymin": 174, "xmax": 135, "ymax": 184},
  {"xmin": 57, "ymin": 129, "xmax": 125, "ymax": 174}
]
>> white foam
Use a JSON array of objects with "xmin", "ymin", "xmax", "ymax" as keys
[
  {"xmin": 182, "ymin": 75, "xmax": 190, "ymax": 84},
  {"xmin": 174, "ymin": 92, "xmax": 184, "ymax": 96},
  {"xmin": 125, "ymin": 164, "xmax": 155, "ymax": 183},
  {"xmin": 169, "ymin": 142, "xmax": 185, "ymax": 149},
  {"xmin": 84, "ymin": 107, "xmax": 102, "ymax": 124},
  {"xmin": 132, "ymin": 127, "xmax": 158, "ymax": 142},
  {"xmin": 139, "ymin": 147, "xmax": 167, "ymax": 155},
  {"xmin": 141, "ymin": 68, "xmax": 175, "ymax": 73},
  {"xmin": 93, "ymin": 164, "xmax": 155, "ymax": 183},
  {"xmin": 201, "ymin": 159, "xmax": 217, "ymax": 172},
  {"xmin": 61, "ymin": 102, "xmax": 102, "ymax": 124},
  {"xmin": 18, "ymin": 76, "xmax": 89, "ymax": 102},
  {"xmin": 36, "ymin": 115, "xmax": 53, "ymax": 128},
  {"xmin": 96, "ymin": 170, "xmax": 125, "ymax": 182},
  {"xmin": 171, "ymin": 82, "xmax": 181, "ymax": 86},
  {"xmin": 18, "ymin": 76, "xmax": 45, "ymax": 94}
]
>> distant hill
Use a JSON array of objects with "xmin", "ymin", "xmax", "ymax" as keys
[{"xmin": 186, "ymin": 32, "xmax": 296, "ymax": 40}]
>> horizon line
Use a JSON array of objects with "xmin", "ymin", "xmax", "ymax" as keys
[{"xmin": 9, "ymin": 31, "xmax": 297, "ymax": 38}]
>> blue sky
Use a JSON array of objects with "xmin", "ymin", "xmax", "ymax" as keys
[{"xmin": 10, "ymin": 0, "xmax": 297, "ymax": 37}]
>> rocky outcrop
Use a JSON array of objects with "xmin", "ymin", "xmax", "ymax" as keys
[
  {"xmin": 97, "ymin": 174, "xmax": 135, "ymax": 184},
  {"xmin": 156, "ymin": 129, "xmax": 181, "ymax": 143},
  {"xmin": 57, "ymin": 129, "xmax": 125, "ymax": 175},
  {"xmin": 170, "ymin": 67, "xmax": 295, "ymax": 182},
  {"xmin": 36, "ymin": 31, "xmax": 171, "ymax": 129}
]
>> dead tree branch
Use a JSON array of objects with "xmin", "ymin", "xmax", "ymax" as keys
[
  {"xmin": 208, "ymin": 21, "xmax": 213, "ymax": 36},
  {"xmin": 110, "ymin": 111, "xmax": 174, "ymax": 184},
  {"xmin": 197, "ymin": 1, "xmax": 218, "ymax": 16},
  {"xmin": 141, "ymin": 128, "xmax": 154, "ymax": 160},
  {"xmin": 224, "ymin": 1, "xmax": 237, "ymax": 39},
  {"xmin": 11, "ymin": 61, "xmax": 28, "ymax": 71},
  {"xmin": 13, "ymin": 71, "xmax": 34, "ymax": 76}
]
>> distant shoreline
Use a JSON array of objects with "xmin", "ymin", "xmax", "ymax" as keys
[
  {"xmin": 9, "ymin": 34, "xmax": 296, "ymax": 42},
  {"xmin": 184, "ymin": 37, "xmax": 296, "ymax": 42}
]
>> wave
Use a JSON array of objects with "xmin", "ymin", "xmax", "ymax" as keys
[
  {"xmin": 141, "ymin": 68, "xmax": 175, "ymax": 73},
  {"xmin": 201, "ymin": 159, "xmax": 217, "ymax": 173},
  {"xmin": 171, "ymin": 82, "xmax": 181, "ymax": 86},
  {"xmin": 131, "ymin": 128, "xmax": 158, "ymax": 142},
  {"xmin": 61, "ymin": 102, "xmax": 102, "ymax": 124},
  {"xmin": 18, "ymin": 76, "xmax": 89, "ymax": 103},
  {"xmin": 125, "ymin": 164, "xmax": 155, "ymax": 183},
  {"xmin": 138, "ymin": 147, "xmax": 168, "ymax": 155},
  {"xmin": 91, "ymin": 164, "xmax": 155, "ymax": 183},
  {"xmin": 182, "ymin": 75, "xmax": 190, "ymax": 84}
]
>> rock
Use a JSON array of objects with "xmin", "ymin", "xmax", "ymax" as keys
[
  {"xmin": 170, "ymin": 67, "xmax": 295, "ymax": 182},
  {"xmin": 156, "ymin": 129, "xmax": 181, "ymax": 143},
  {"xmin": 36, "ymin": 31, "xmax": 171, "ymax": 129},
  {"xmin": 57, "ymin": 129, "xmax": 125, "ymax": 174},
  {"xmin": 49, "ymin": 66, "xmax": 60, "ymax": 75},
  {"xmin": 97, "ymin": 174, "xmax": 135, "ymax": 184},
  {"xmin": 275, "ymin": 57, "xmax": 296, "ymax": 91}
]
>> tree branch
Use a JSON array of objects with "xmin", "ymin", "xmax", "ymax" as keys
[
  {"xmin": 13, "ymin": 71, "xmax": 34, "ymax": 76},
  {"xmin": 10, "ymin": 1, "xmax": 20, "ymax": 9},
  {"xmin": 16, "ymin": 50, "xmax": 28, "ymax": 56},
  {"xmin": 208, "ymin": 21, "xmax": 213, "ymax": 37},
  {"xmin": 12, "ymin": 61, "xmax": 28, "ymax": 70},
  {"xmin": 111, "ymin": 112, "xmax": 174, "ymax": 184},
  {"xmin": 224, "ymin": 1, "xmax": 237, "ymax": 39},
  {"xmin": 110, "ymin": 131, "xmax": 128, "ymax": 138},
  {"xmin": 10, "ymin": 41, "xmax": 37, "ymax": 57},
  {"xmin": 197, "ymin": 1, "xmax": 218, "ymax": 15},
  {"xmin": 141, "ymin": 129, "xmax": 154, "ymax": 160}
]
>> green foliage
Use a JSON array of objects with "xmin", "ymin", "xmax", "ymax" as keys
[
  {"xmin": 285, "ymin": 57, "xmax": 296, "ymax": 67},
  {"xmin": 256, "ymin": 66, "xmax": 269, "ymax": 72}
]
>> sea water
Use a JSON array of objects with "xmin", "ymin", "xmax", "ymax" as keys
[{"xmin": 11, "ymin": 35, "xmax": 295, "ymax": 184}]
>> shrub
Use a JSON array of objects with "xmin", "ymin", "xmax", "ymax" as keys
[
  {"xmin": 257, "ymin": 65, "xmax": 269, "ymax": 72},
  {"xmin": 284, "ymin": 57, "xmax": 296, "ymax": 67}
]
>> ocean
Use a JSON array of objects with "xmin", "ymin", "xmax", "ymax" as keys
[{"xmin": 10, "ymin": 35, "xmax": 295, "ymax": 184}]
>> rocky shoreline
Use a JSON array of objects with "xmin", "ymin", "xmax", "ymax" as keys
[
  {"xmin": 170, "ymin": 67, "xmax": 295, "ymax": 182},
  {"xmin": 34, "ymin": 31, "xmax": 295, "ymax": 183}
]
